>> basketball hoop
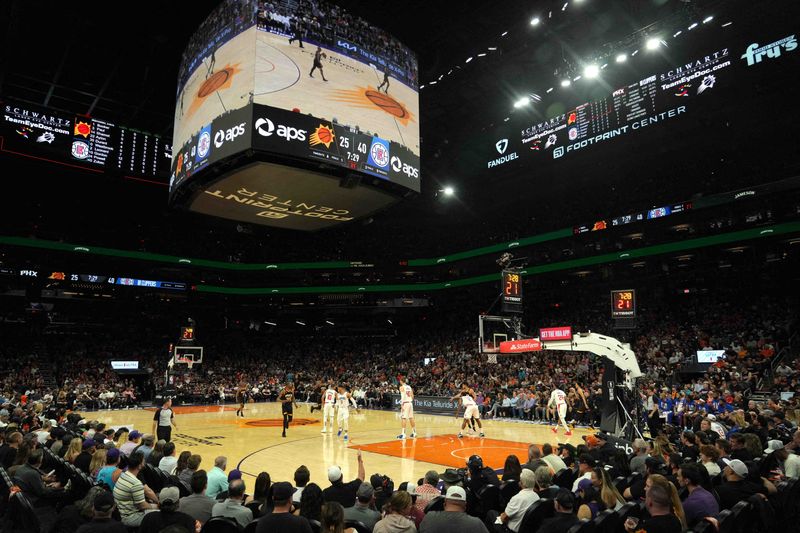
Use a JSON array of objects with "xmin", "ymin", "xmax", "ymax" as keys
[
  {"xmin": 487, "ymin": 353, "xmax": 498, "ymax": 364},
  {"xmin": 187, "ymin": 360, "xmax": 194, "ymax": 370}
]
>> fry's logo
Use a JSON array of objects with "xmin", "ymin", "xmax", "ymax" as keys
[{"xmin": 741, "ymin": 34, "xmax": 797, "ymax": 66}]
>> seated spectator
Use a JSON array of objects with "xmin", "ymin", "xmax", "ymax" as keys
[
  {"xmin": 88, "ymin": 448, "xmax": 107, "ymax": 480},
  {"xmin": 538, "ymin": 489, "xmax": 579, "ymax": 533},
  {"xmin": 533, "ymin": 466, "xmax": 559, "ymax": 498},
  {"xmin": 147, "ymin": 439, "xmax": 166, "ymax": 467},
  {"xmin": 113, "ymin": 451, "xmax": 158, "ymax": 527},
  {"xmin": 716, "ymin": 459, "xmax": 768, "ymax": 509},
  {"xmin": 400, "ymin": 482, "xmax": 424, "ymax": 528},
  {"xmin": 13, "ymin": 448, "xmax": 64, "ymax": 505},
  {"xmin": 729, "ymin": 434, "xmax": 752, "ymax": 461},
  {"xmin": 136, "ymin": 434, "xmax": 155, "ymax": 460},
  {"xmin": 699, "ymin": 445, "xmax": 721, "ymax": 476},
  {"xmin": 576, "ymin": 479, "xmax": 605, "ymax": 520},
  {"xmin": 762, "ymin": 439, "xmax": 800, "ymax": 480},
  {"xmin": 75, "ymin": 491, "xmax": 127, "ymax": 533},
  {"xmin": 158, "ymin": 441, "xmax": 178, "ymax": 475},
  {"xmin": 96, "ymin": 448, "xmax": 122, "ymax": 490},
  {"xmin": 541, "ymin": 443, "xmax": 567, "ymax": 474},
  {"xmin": 178, "ymin": 469, "xmax": 215, "ymax": 525},
  {"xmin": 344, "ymin": 482, "xmax": 382, "ymax": 531},
  {"xmin": 174, "ymin": 450, "xmax": 192, "ymax": 479},
  {"xmin": 522, "ymin": 444, "xmax": 547, "ymax": 473},
  {"xmin": 323, "ymin": 450, "xmax": 365, "ymax": 507},
  {"xmin": 677, "ymin": 463, "xmax": 719, "ymax": 528},
  {"xmin": 572, "ymin": 454, "xmax": 595, "ymax": 491},
  {"xmin": 256, "ymin": 481, "xmax": 313, "ymax": 533},
  {"xmin": 293, "ymin": 464, "xmax": 311, "ymax": 504},
  {"xmin": 178, "ymin": 453, "xmax": 202, "ymax": 490},
  {"xmin": 593, "ymin": 467, "xmax": 625, "ymax": 511},
  {"xmin": 140, "ymin": 486, "xmax": 196, "ymax": 532},
  {"xmin": 75, "ymin": 439, "xmax": 96, "ymax": 474},
  {"xmin": 295, "ymin": 482, "xmax": 324, "ymax": 522},
  {"xmin": 245, "ymin": 471, "xmax": 272, "ymax": 517},
  {"xmin": 321, "ymin": 501, "xmax": 355, "ymax": 533},
  {"xmin": 375, "ymin": 490, "xmax": 417, "ymax": 533},
  {"xmin": 414, "ymin": 470, "xmax": 441, "ymax": 512},
  {"xmin": 625, "ymin": 482, "xmax": 682, "ymax": 533},
  {"xmin": 206, "ymin": 455, "xmax": 229, "ymax": 499},
  {"xmin": 502, "ymin": 454, "xmax": 522, "ymax": 484},
  {"xmin": 63, "ymin": 437, "xmax": 82, "ymax": 464},
  {"xmin": 118, "ymin": 430, "xmax": 142, "ymax": 456},
  {"xmin": 629, "ymin": 438, "xmax": 650, "ymax": 475},
  {"xmin": 212, "ymin": 478, "xmax": 253, "ymax": 528},
  {"xmin": 488, "ymin": 467, "xmax": 539, "ymax": 532}
]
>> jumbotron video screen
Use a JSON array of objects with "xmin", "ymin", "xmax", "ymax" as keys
[{"xmin": 169, "ymin": 0, "xmax": 420, "ymax": 230}]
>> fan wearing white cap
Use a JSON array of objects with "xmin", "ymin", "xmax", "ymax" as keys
[
  {"xmin": 322, "ymin": 450, "xmax": 366, "ymax": 507},
  {"xmin": 763, "ymin": 439, "xmax": 800, "ymax": 480},
  {"xmin": 715, "ymin": 459, "xmax": 769, "ymax": 510},
  {"xmin": 419, "ymin": 486, "xmax": 489, "ymax": 533}
]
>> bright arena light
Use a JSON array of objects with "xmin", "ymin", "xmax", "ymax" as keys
[
  {"xmin": 561, "ymin": 79, "xmax": 571, "ymax": 87},
  {"xmin": 646, "ymin": 37, "xmax": 661, "ymax": 50},
  {"xmin": 530, "ymin": 17, "xmax": 541, "ymax": 26},
  {"xmin": 616, "ymin": 53, "xmax": 627, "ymax": 63},
  {"xmin": 513, "ymin": 97, "xmax": 530, "ymax": 108},
  {"xmin": 584, "ymin": 64, "xmax": 600, "ymax": 78},
  {"xmin": 703, "ymin": 16, "xmax": 714, "ymax": 24},
  {"xmin": 443, "ymin": 186, "xmax": 455, "ymax": 196}
]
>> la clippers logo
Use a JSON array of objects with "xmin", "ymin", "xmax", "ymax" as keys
[
  {"xmin": 370, "ymin": 140, "xmax": 390, "ymax": 168},
  {"xmin": 197, "ymin": 131, "xmax": 211, "ymax": 158},
  {"xmin": 71, "ymin": 140, "xmax": 90, "ymax": 159}
]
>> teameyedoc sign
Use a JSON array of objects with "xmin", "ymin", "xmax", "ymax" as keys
[{"xmin": 499, "ymin": 339, "xmax": 542, "ymax": 353}]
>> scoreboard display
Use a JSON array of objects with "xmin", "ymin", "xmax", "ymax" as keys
[
  {"xmin": 501, "ymin": 270, "xmax": 523, "ymax": 314},
  {"xmin": 611, "ymin": 289, "xmax": 636, "ymax": 318},
  {"xmin": 1, "ymin": 100, "xmax": 171, "ymax": 181}
]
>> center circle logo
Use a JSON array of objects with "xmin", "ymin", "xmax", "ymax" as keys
[{"xmin": 370, "ymin": 141, "xmax": 390, "ymax": 168}]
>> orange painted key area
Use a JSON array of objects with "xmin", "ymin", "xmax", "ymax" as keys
[{"xmin": 351, "ymin": 435, "xmax": 531, "ymax": 470}]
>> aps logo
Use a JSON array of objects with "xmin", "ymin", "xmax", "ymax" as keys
[
  {"xmin": 254, "ymin": 117, "xmax": 307, "ymax": 141},
  {"xmin": 214, "ymin": 122, "xmax": 246, "ymax": 148}
]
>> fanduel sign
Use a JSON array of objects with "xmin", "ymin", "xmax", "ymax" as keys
[{"xmin": 487, "ymin": 138, "xmax": 518, "ymax": 168}]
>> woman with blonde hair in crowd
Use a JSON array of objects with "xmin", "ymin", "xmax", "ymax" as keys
[
  {"xmin": 89, "ymin": 448, "xmax": 107, "ymax": 479},
  {"xmin": 114, "ymin": 430, "xmax": 129, "ymax": 450},
  {"xmin": 592, "ymin": 467, "xmax": 626, "ymax": 510},
  {"xmin": 647, "ymin": 474, "xmax": 686, "ymax": 530},
  {"xmin": 64, "ymin": 437, "xmax": 83, "ymax": 463},
  {"xmin": 320, "ymin": 501, "xmax": 355, "ymax": 533}
]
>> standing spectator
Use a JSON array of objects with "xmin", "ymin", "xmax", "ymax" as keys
[
  {"xmin": 152, "ymin": 399, "xmax": 177, "ymax": 442},
  {"xmin": 178, "ymin": 470, "xmax": 215, "ymax": 525},
  {"xmin": 212, "ymin": 478, "xmax": 253, "ymax": 528},
  {"xmin": 113, "ymin": 451, "xmax": 158, "ymax": 527},
  {"xmin": 139, "ymin": 486, "xmax": 195, "ymax": 532},
  {"xmin": 419, "ymin": 486, "xmax": 488, "ymax": 533},
  {"xmin": 344, "ymin": 483, "xmax": 382, "ymax": 531},
  {"xmin": 256, "ymin": 481, "xmax": 313, "ymax": 533}
]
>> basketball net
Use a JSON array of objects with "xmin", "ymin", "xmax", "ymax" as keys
[{"xmin": 487, "ymin": 353, "xmax": 498, "ymax": 364}]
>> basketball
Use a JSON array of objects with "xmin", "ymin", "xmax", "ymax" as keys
[
  {"xmin": 198, "ymin": 69, "xmax": 231, "ymax": 98},
  {"xmin": 317, "ymin": 126, "xmax": 333, "ymax": 145},
  {"xmin": 365, "ymin": 89, "xmax": 407, "ymax": 119}
]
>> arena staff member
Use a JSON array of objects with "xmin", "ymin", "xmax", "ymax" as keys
[{"xmin": 152, "ymin": 398, "xmax": 177, "ymax": 442}]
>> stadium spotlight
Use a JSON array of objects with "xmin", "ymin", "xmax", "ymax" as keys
[
  {"xmin": 325, "ymin": 320, "xmax": 335, "ymax": 326},
  {"xmin": 530, "ymin": 16, "xmax": 541, "ymax": 26},
  {"xmin": 687, "ymin": 22, "xmax": 698, "ymax": 30},
  {"xmin": 703, "ymin": 15, "xmax": 713, "ymax": 23},
  {"xmin": 583, "ymin": 64, "xmax": 600, "ymax": 78},
  {"xmin": 561, "ymin": 79, "xmax": 571, "ymax": 87},
  {"xmin": 443, "ymin": 186, "xmax": 455, "ymax": 196},
  {"xmin": 465, "ymin": 56, "xmax": 473, "ymax": 63},
  {"xmin": 721, "ymin": 21, "xmax": 733, "ymax": 27},
  {"xmin": 296, "ymin": 320, "xmax": 306, "ymax": 326},
  {"xmin": 615, "ymin": 53, "xmax": 627, "ymax": 63},
  {"xmin": 673, "ymin": 30, "xmax": 682, "ymax": 37},
  {"xmin": 546, "ymin": 87, "xmax": 554, "ymax": 93},
  {"xmin": 645, "ymin": 37, "xmax": 662, "ymax": 50},
  {"xmin": 513, "ymin": 97, "xmax": 530, "ymax": 108}
]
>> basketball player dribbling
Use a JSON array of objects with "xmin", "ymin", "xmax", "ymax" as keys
[
  {"xmin": 309, "ymin": 46, "xmax": 328, "ymax": 82},
  {"xmin": 548, "ymin": 385, "xmax": 572, "ymax": 436},
  {"xmin": 336, "ymin": 385, "xmax": 358, "ymax": 442},
  {"xmin": 321, "ymin": 383, "xmax": 337, "ymax": 433},
  {"xmin": 278, "ymin": 382, "xmax": 299, "ymax": 438},
  {"xmin": 457, "ymin": 384, "xmax": 484, "ymax": 438},
  {"xmin": 235, "ymin": 383, "xmax": 247, "ymax": 418},
  {"xmin": 397, "ymin": 376, "xmax": 416, "ymax": 439}
]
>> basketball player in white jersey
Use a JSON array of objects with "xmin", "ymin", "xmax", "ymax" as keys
[
  {"xmin": 397, "ymin": 376, "xmax": 417, "ymax": 439},
  {"xmin": 548, "ymin": 385, "xmax": 572, "ymax": 436},
  {"xmin": 457, "ymin": 384, "xmax": 484, "ymax": 438},
  {"xmin": 336, "ymin": 385, "xmax": 358, "ymax": 441},
  {"xmin": 321, "ymin": 384, "xmax": 337, "ymax": 433}
]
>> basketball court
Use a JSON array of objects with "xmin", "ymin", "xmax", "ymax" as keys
[{"xmin": 95, "ymin": 403, "xmax": 589, "ymax": 486}]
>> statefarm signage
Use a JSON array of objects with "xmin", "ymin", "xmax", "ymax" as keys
[{"xmin": 499, "ymin": 339, "xmax": 542, "ymax": 353}]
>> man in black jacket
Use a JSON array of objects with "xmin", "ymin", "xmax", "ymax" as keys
[{"xmin": 539, "ymin": 489, "xmax": 579, "ymax": 533}]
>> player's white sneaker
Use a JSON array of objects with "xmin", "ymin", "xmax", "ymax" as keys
[
  {"xmin": 479, "ymin": 432, "xmax": 485, "ymax": 437},
  {"xmin": 410, "ymin": 432, "xmax": 417, "ymax": 438},
  {"xmin": 397, "ymin": 433, "xmax": 405, "ymax": 439},
  {"xmin": 321, "ymin": 428, "xmax": 327, "ymax": 433},
  {"xmin": 457, "ymin": 432, "xmax": 463, "ymax": 438}
]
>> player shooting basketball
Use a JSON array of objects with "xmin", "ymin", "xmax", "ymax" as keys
[{"xmin": 309, "ymin": 46, "xmax": 328, "ymax": 82}]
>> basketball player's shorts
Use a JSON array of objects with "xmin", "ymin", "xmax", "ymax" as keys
[
  {"xmin": 557, "ymin": 404, "xmax": 567, "ymax": 420},
  {"xmin": 323, "ymin": 403, "xmax": 335, "ymax": 418},
  {"xmin": 337, "ymin": 408, "xmax": 349, "ymax": 422},
  {"xmin": 464, "ymin": 404, "xmax": 480, "ymax": 420},
  {"xmin": 282, "ymin": 404, "xmax": 293, "ymax": 415},
  {"xmin": 401, "ymin": 402, "xmax": 414, "ymax": 419}
]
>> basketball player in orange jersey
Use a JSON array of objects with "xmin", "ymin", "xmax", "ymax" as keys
[
  {"xmin": 397, "ymin": 376, "xmax": 416, "ymax": 439},
  {"xmin": 309, "ymin": 46, "xmax": 328, "ymax": 82}
]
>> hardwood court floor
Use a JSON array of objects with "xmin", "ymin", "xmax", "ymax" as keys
[{"xmin": 97, "ymin": 403, "xmax": 590, "ymax": 486}]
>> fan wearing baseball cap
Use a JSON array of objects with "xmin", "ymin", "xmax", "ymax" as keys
[
  {"xmin": 715, "ymin": 459, "xmax": 768, "ymax": 510},
  {"xmin": 322, "ymin": 450, "xmax": 365, "ymax": 507},
  {"xmin": 256, "ymin": 481, "xmax": 313, "ymax": 533},
  {"xmin": 761, "ymin": 439, "xmax": 800, "ymax": 480},
  {"xmin": 139, "ymin": 486, "xmax": 196, "ymax": 532},
  {"xmin": 419, "ymin": 485, "xmax": 489, "ymax": 533}
]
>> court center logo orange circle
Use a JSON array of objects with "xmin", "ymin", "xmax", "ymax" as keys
[{"xmin": 245, "ymin": 418, "xmax": 319, "ymax": 427}]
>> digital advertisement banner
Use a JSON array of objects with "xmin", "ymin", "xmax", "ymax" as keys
[{"xmin": 389, "ymin": 394, "xmax": 459, "ymax": 415}]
